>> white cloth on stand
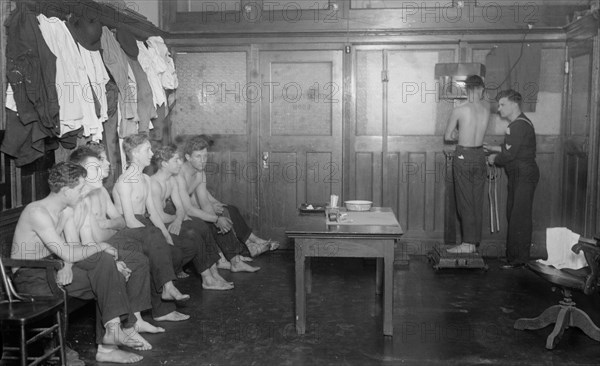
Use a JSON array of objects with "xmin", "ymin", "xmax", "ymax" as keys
[{"xmin": 537, "ymin": 227, "xmax": 586, "ymax": 270}]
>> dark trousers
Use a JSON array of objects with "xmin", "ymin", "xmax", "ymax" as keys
[
  {"xmin": 224, "ymin": 205, "xmax": 252, "ymax": 244},
  {"xmin": 173, "ymin": 218, "xmax": 220, "ymax": 274},
  {"xmin": 205, "ymin": 221, "xmax": 248, "ymax": 261},
  {"xmin": 13, "ymin": 252, "xmax": 149, "ymax": 344},
  {"xmin": 505, "ymin": 161, "xmax": 539, "ymax": 265},
  {"xmin": 453, "ymin": 147, "xmax": 486, "ymax": 245},
  {"xmin": 132, "ymin": 215, "xmax": 180, "ymax": 318}
]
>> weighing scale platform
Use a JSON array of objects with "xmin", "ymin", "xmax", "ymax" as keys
[{"xmin": 428, "ymin": 244, "xmax": 488, "ymax": 271}]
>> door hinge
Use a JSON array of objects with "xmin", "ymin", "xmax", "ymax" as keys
[{"xmin": 564, "ymin": 60, "xmax": 569, "ymax": 74}]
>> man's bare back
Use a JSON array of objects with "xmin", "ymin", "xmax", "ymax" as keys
[
  {"xmin": 12, "ymin": 202, "xmax": 64, "ymax": 260},
  {"xmin": 445, "ymin": 99, "xmax": 490, "ymax": 147}
]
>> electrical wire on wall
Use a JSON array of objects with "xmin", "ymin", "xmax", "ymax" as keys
[{"xmin": 487, "ymin": 24, "xmax": 534, "ymax": 91}]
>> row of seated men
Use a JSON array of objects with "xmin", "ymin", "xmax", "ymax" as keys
[{"xmin": 10, "ymin": 134, "xmax": 279, "ymax": 364}]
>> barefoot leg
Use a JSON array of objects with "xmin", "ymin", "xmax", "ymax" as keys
[
  {"xmin": 153, "ymin": 311, "xmax": 190, "ymax": 322},
  {"xmin": 230, "ymin": 255, "xmax": 260, "ymax": 273},
  {"xmin": 102, "ymin": 320, "xmax": 151, "ymax": 351},
  {"xmin": 96, "ymin": 345, "xmax": 143, "ymax": 364},
  {"xmin": 161, "ymin": 281, "xmax": 190, "ymax": 301},
  {"xmin": 133, "ymin": 313, "xmax": 164, "ymax": 333}
]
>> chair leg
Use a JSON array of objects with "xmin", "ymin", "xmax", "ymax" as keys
[
  {"xmin": 546, "ymin": 306, "xmax": 570, "ymax": 349},
  {"xmin": 56, "ymin": 311, "xmax": 67, "ymax": 366},
  {"xmin": 20, "ymin": 324, "xmax": 27, "ymax": 366},
  {"xmin": 514, "ymin": 304, "xmax": 562, "ymax": 330},
  {"xmin": 569, "ymin": 307, "xmax": 600, "ymax": 342}
]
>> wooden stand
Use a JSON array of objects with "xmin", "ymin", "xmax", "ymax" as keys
[{"xmin": 428, "ymin": 244, "xmax": 488, "ymax": 270}]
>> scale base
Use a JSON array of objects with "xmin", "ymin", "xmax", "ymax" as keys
[{"xmin": 428, "ymin": 244, "xmax": 488, "ymax": 271}]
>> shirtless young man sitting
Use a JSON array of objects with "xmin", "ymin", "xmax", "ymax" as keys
[
  {"xmin": 111, "ymin": 134, "xmax": 192, "ymax": 322},
  {"xmin": 178, "ymin": 136, "xmax": 279, "ymax": 258},
  {"xmin": 69, "ymin": 143, "xmax": 189, "ymax": 320},
  {"xmin": 444, "ymin": 75, "xmax": 491, "ymax": 254},
  {"xmin": 176, "ymin": 135, "xmax": 259, "ymax": 272},
  {"xmin": 149, "ymin": 145, "xmax": 233, "ymax": 290},
  {"xmin": 11, "ymin": 162, "xmax": 149, "ymax": 364}
]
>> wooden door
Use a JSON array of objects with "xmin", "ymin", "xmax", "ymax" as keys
[
  {"xmin": 258, "ymin": 50, "xmax": 343, "ymax": 248},
  {"xmin": 562, "ymin": 39, "xmax": 594, "ymax": 235}
]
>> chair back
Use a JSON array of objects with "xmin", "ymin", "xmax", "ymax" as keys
[
  {"xmin": 0, "ymin": 258, "xmax": 17, "ymax": 303},
  {"xmin": 571, "ymin": 237, "xmax": 600, "ymax": 295}
]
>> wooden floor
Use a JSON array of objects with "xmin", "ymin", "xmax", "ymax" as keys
[{"xmin": 56, "ymin": 251, "xmax": 600, "ymax": 365}]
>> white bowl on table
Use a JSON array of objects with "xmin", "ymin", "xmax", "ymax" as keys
[{"xmin": 344, "ymin": 200, "xmax": 373, "ymax": 211}]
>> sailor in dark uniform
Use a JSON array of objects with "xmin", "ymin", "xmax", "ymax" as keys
[{"xmin": 485, "ymin": 89, "xmax": 539, "ymax": 269}]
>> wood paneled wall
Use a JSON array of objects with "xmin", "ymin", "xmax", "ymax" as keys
[{"xmin": 168, "ymin": 35, "xmax": 568, "ymax": 256}]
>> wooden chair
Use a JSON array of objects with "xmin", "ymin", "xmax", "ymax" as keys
[
  {"xmin": 514, "ymin": 236, "xmax": 600, "ymax": 349},
  {"xmin": 0, "ymin": 257, "xmax": 67, "ymax": 366}
]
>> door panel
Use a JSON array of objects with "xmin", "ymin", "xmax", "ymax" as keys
[
  {"xmin": 258, "ymin": 51, "xmax": 343, "ymax": 247},
  {"xmin": 562, "ymin": 40, "xmax": 593, "ymax": 234}
]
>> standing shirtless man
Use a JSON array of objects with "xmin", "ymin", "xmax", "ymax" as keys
[{"xmin": 444, "ymin": 75, "xmax": 490, "ymax": 254}]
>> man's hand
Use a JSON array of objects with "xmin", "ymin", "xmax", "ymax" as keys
[
  {"xmin": 483, "ymin": 143, "xmax": 501, "ymax": 154},
  {"xmin": 215, "ymin": 216, "xmax": 233, "ymax": 234},
  {"xmin": 487, "ymin": 154, "xmax": 497, "ymax": 165},
  {"xmin": 163, "ymin": 231, "xmax": 174, "ymax": 245},
  {"xmin": 128, "ymin": 219, "xmax": 145, "ymax": 229},
  {"xmin": 99, "ymin": 242, "xmax": 118, "ymax": 260},
  {"xmin": 56, "ymin": 262, "xmax": 73, "ymax": 286},
  {"xmin": 116, "ymin": 261, "xmax": 132, "ymax": 282},
  {"xmin": 168, "ymin": 218, "xmax": 182, "ymax": 236},
  {"xmin": 212, "ymin": 202, "xmax": 226, "ymax": 215}
]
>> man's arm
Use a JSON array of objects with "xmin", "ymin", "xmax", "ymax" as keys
[
  {"xmin": 195, "ymin": 177, "xmax": 233, "ymax": 233},
  {"xmin": 167, "ymin": 178, "xmax": 186, "ymax": 235},
  {"xmin": 493, "ymin": 121, "xmax": 528, "ymax": 166},
  {"xmin": 149, "ymin": 179, "xmax": 175, "ymax": 224},
  {"xmin": 444, "ymin": 108, "xmax": 460, "ymax": 143},
  {"xmin": 99, "ymin": 188, "xmax": 126, "ymax": 230},
  {"xmin": 114, "ymin": 180, "xmax": 144, "ymax": 228},
  {"xmin": 31, "ymin": 206, "xmax": 114, "ymax": 263},
  {"xmin": 175, "ymin": 174, "xmax": 219, "ymax": 223},
  {"xmin": 144, "ymin": 175, "xmax": 174, "ymax": 245}
]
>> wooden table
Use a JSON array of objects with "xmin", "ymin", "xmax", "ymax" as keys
[{"xmin": 286, "ymin": 207, "xmax": 403, "ymax": 336}]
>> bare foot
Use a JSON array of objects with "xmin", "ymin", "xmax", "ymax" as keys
[
  {"xmin": 202, "ymin": 276, "xmax": 234, "ymax": 290},
  {"xmin": 446, "ymin": 243, "xmax": 477, "ymax": 254},
  {"xmin": 268, "ymin": 240, "xmax": 280, "ymax": 251},
  {"xmin": 176, "ymin": 270, "xmax": 190, "ymax": 279},
  {"xmin": 135, "ymin": 319, "xmax": 165, "ymax": 334},
  {"xmin": 209, "ymin": 266, "xmax": 233, "ymax": 285},
  {"xmin": 217, "ymin": 258, "xmax": 231, "ymax": 270},
  {"xmin": 240, "ymin": 256, "xmax": 253, "ymax": 262},
  {"xmin": 102, "ymin": 324, "xmax": 151, "ymax": 351},
  {"xmin": 230, "ymin": 257, "xmax": 260, "ymax": 273},
  {"xmin": 247, "ymin": 242, "xmax": 269, "ymax": 257},
  {"xmin": 96, "ymin": 345, "xmax": 143, "ymax": 364},
  {"xmin": 161, "ymin": 281, "xmax": 190, "ymax": 301},
  {"xmin": 153, "ymin": 311, "xmax": 190, "ymax": 322}
]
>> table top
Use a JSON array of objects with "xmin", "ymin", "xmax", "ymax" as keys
[{"xmin": 286, "ymin": 207, "xmax": 404, "ymax": 239}]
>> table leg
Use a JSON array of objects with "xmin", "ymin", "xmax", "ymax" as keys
[
  {"xmin": 295, "ymin": 245, "xmax": 306, "ymax": 335},
  {"xmin": 383, "ymin": 244, "xmax": 394, "ymax": 336},
  {"xmin": 376, "ymin": 258, "xmax": 383, "ymax": 295},
  {"xmin": 306, "ymin": 257, "xmax": 312, "ymax": 294}
]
